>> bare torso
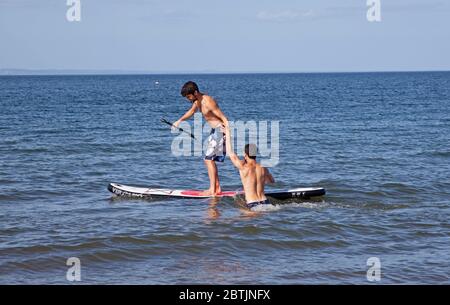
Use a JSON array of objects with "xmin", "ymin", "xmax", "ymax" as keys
[
  {"xmin": 194, "ymin": 95, "xmax": 223, "ymax": 128},
  {"xmin": 239, "ymin": 162, "xmax": 268, "ymax": 203}
]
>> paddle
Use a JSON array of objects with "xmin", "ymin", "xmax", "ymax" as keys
[{"xmin": 161, "ymin": 118, "xmax": 196, "ymax": 140}]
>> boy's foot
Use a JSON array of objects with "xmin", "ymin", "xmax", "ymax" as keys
[
  {"xmin": 200, "ymin": 187, "xmax": 222, "ymax": 196},
  {"xmin": 199, "ymin": 189, "xmax": 215, "ymax": 196}
]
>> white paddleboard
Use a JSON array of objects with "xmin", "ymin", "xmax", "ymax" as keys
[{"xmin": 108, "ymin": 183, "xmax": 326, "ymax": 200}]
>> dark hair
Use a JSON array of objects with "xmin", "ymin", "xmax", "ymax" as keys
[
  {"xmin": 245, "ymin": 144, "xmax": 257, "ymax": 160},
  {"xmin": 181, "ymin": 81, "xmax": 199, "ymax": 97}
]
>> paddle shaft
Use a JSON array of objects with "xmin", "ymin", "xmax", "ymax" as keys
[{"xmin": 161, "ymin": 118, "xmax": 196, "ymax": 139}]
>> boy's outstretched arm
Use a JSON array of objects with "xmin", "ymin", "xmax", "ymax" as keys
[
  {"xmin": 173, "ymin": 102, "xmax": 197, "ymax": 128},
  {"xmin": 225, "ymin": 123, "xmax": 244, "ymax": 170}
]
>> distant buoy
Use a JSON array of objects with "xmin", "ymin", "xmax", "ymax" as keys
[{"xmin": 155, "ymin": 81, "xmax": 160, "ymax": 85}]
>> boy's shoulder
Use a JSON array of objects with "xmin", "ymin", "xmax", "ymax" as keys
[
  {"xmin": 203, "ymin": 95, "xmax": 217, "ymax": 104},
  {"xmin": 201, "ymin": 95, "xmax": 219, "ymax": 109}
]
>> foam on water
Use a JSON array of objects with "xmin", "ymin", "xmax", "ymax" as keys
[{"xmin": 249, "ymin": 201, "xmax": 327, "ymax": 212}]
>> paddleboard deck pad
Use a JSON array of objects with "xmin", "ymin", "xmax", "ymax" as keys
[{"xmin": 108, "ymin": 183, "xmax": 325, "ymax": 200}]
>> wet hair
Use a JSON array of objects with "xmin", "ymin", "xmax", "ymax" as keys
[
  {"xmin": 245, "ymin": 144, "xmax": 257, "ymax": 160},
  {"xmin": 180, "ymin": 81, "xmax": 199, "ymax": 97}
]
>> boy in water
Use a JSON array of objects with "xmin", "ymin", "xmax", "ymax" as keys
[{"xmin": 224, "ymin": 123, "xmax": 275, "ymax": 209}]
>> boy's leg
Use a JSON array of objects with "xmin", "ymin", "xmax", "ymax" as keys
[
  {"xmin": 203, "ymin": 128, "xmax": 224, "ymax": 196},
  {"xmin": 215, "ymin": 163, "xmax": 221, "ymax": 194},
  {"xmin": 202, "ymin": 160, "xmax": 218, "ymax": 196}
]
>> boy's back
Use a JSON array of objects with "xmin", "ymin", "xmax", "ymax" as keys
[{"xmin": 239, "ymin": 162, "xmax": 269, "ymax": 204}]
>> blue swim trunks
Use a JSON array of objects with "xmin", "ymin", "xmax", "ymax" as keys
[
  {"xmin": 246, "ymin": 199, "xmax": 272, "ymax": 209},
  {"xmin": 204, "ymin": 128, "xmax": 226, "ymax": 162}
]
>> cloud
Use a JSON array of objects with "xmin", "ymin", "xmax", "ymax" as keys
[
  {"xmin": 382, "ymin": 1, "xmax": 448, "ymax": 13},
  {"xmin": 256, "ymin": 9, "xmax": 315, "ymax": 23},
  {"xmin": 256, "ymin": 2, "xmax": 450, "ymax": 23}
]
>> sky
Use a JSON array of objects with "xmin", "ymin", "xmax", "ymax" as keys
[{"xmin": 0, "ymin": 0, "xmax": 449, "ymax": 73}]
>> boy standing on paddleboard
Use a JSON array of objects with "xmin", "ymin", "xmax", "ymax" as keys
[
  {"xmin": 173, "ymin": 81, "xmax": 228, "ymax": 196},
  {"xmin": 224, "ymin": 123, "xmax": 275, "ymax": 209}
]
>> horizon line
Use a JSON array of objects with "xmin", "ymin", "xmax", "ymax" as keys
[{"xmin": 1, "ymin": 68, "xmax": 450, "ymax": 76}]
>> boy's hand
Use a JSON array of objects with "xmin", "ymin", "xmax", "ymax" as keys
[
  {"xmin": 172, "ymin": 120, "xmax": 181, "ymax": 129},
  {"xmin": 219, "ymin": 124, "xmax": 226, "ymax": 134}
]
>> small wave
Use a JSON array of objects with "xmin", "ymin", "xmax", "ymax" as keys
[
  {"xmin": 0, "ymin": 140, "xmax": 18, "ymax": 145},
  {"xmin": 417, "ymin": 150, "xmax": 450, "ymax": 158},
  {"xmin": 243, "ymin": 238, "xmax": 350, "ymax": 250},
  {"xmin": 321, "ymin": 200, "xmax": 410, "ymax": 210},
  {"xmin": 358, "ymin": 202, "xmax": 410, "ymax": 210},
  {"xmin": 0, "ymin": 194, "xmax": 30, "ymax": 202},
  {"xmin": 250, "ymin": 204, "xmax": 282, "ymax": 212},
  {"xmin": 8, "ymin": 147, "xmax": 50, "ymax": 154},
  {"xmin": 108, "ymin": 195, "xmax": 167, "ymax": 204},
  {"xmin": 246, "ymin": 199, "xmax": 328, "ymax": 212},
  {"xmin": 110, "ymin": 233, "xmax": 203, "ymax": 245},
  {"xmin": 284, "ymin": 198, "xmax": 409, "ymax": 211},
  {"xmin": 281, "ymin": 201, "xmax": 329, "ymax": 209},
  {"xmin": 0, "ymin": 189, "xmax": 68, "ymax": 202},
  {"xmin": 0, "ymin": 240, "xmax": 109, "ymax": 257},
  {"xmin": 0, "ymin": 178, "xmax": 17, "ymax": 185},
  {"xmin": 380, "ymin": 182, "xmax": 419, "ymax": 194},
  {"xmin": 84, "ymin": 249, "xmax": 142, "ymax": 263},
  {"xmin": 430, "ymin": 151, "xmax": 450, "ymax": 157},
  {"xmin": 0, "ymin": 256, "xmax": 67, "ymax": 275}
]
